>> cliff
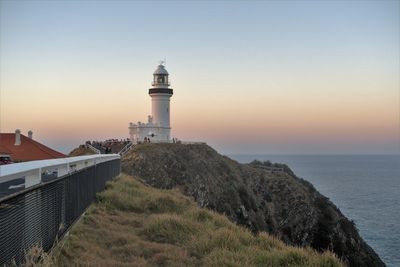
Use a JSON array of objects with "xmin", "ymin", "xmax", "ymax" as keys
[
  {"xmin": 51, "ymin": 174, "xmax": 342, "ymax": 266},
  {"xmin": 121, "ymin": 143, "xmax": 385, "ymax": 267}
]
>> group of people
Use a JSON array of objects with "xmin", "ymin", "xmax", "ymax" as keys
[
  {"xmin": 137, "ymin": 137, "xmax": 181, "ymax": 144},
  {"xmin": 85, "ymin": 139, "xmax": 131, "ymax": 154},
  {"xmin": 172, "ymin": 138, "xmax": 181, "ymax": 143},
  {"xmin": 83, "ymin": 137, "xmax": 182, "ymax": 154}
]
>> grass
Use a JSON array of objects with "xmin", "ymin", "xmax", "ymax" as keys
[
  {"xmin": 35, "ymin": 174, "xmax": 343, "ymax": 267},
  {"xmin": 68, "ymin": 146, "xmax": 95, "ymax": 157}
]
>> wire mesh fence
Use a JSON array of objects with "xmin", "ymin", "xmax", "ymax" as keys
[{"xmin": 0, "ymin": 158, "xmax": 120, "ymax": 266}]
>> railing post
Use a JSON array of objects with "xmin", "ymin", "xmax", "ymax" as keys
[
  {"xmin": 25, "ymin": 168, "xmax": 41, "ymax": 188},
  {"xmin": 58, "ymin": 164, "xmax": 69, "ymax": 177}
]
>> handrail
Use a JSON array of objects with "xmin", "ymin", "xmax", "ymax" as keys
[
  {"xmin": 0, "ymin": 154, "xmax": 120, "ymax": 189},
  {"xmin": 0, "ymin": 154, "xmax": 119, "ymax": 177},
  {"xmin": 119, "ymin": 142, "xmax": 134, "ymax": 156},
  {"xmin": 86, "ymin": 143, "xmax": 101, "ymax": 154}
]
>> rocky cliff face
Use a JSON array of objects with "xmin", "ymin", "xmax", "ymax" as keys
[{"xmin": 121, "ymin": 143, "xmax": 385, "ymax": 267}]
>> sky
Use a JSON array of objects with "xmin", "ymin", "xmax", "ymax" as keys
[{"xmin": 0, "ymin": 0, "xmax": 399, "ymax": 155}]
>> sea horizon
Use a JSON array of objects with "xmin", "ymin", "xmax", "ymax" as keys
[{"xmin": 228, "ymin": 153, "xmax": 400, "ymax": 157}]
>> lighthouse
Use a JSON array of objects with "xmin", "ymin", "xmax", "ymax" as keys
[
  {"xmin": 129, "ymin": 63, "xmax": 174, "ymax": 143},
  {"xmin": 150, "ymin": 64, "xmax": 173, "ymax": 138}
]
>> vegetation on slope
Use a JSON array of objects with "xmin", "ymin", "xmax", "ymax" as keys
[
  {"xmin": 121, "ymin": 143, "xmax": 385, "ymax": 267},
  {"xmin": 48, "ymin": 174, "xmax": 342, "ymax": 267},
  {"xmin": 68, "ymin": 146, "xmax": 95, "ymax": 157}
]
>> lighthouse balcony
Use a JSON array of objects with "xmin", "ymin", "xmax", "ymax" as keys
[{"xmin": 149, "ymin": 88, "xmax": 173, "ymax": 95}]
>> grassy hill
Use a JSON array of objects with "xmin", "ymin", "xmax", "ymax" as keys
[
  {"xmin": 45, "ymin": 174, "xmax": 342, "ymax": 267},
  {"xmin": 68, "ymin": 146, "xmax": 96, "ymax": 157},
  {"xmin": 121, "ymin": 143, "xmax": 384, "ymax": 267}
]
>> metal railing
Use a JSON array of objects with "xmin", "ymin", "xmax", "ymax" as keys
[
  {"xmin": 118, "ymin": 142, "xmax": 134, "ymax": 156},
  {"xmin": 0, "ymin": 154, "xmax": 120, "ymax": 266},
  {"xmin": 86, "ymin": 143, "xmax": 101, "ymax": 154}
]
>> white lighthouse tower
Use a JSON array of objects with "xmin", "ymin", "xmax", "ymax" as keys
[
  {"xmin": 150, "ymin": 63, "xmax": 173, "ymax": 139},
  {"xmin": 129, "ymin": 63, "xmax": 174, "ymax": 143}
]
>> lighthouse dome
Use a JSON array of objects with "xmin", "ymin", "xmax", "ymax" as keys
[{"xmin": 153, "ymin": 64, "xmax": 169, "ymax": 75}]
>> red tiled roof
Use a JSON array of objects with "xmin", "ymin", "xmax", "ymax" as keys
[
  {"xmin": 0, "ymin": 133, "xmax": 65, "ymax": 162},
  {"xmin": 0, "ymin": 144, "xmax": 12, "ymax": 155}
]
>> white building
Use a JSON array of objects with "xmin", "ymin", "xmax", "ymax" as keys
[{"xmin": 129, "ymin": 63, "xmax": 174, "ymax": 143}]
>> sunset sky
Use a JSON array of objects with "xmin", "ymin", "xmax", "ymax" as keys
[{"xmin": 0, "ymin": 1, "xmax": 399, "ymax": 154}]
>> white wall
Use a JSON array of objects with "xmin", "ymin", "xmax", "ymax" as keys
[{"xmin": 151, "ymin": 94, "xmax": 172, "ymax": 128}]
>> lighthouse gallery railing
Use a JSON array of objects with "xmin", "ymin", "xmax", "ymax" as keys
[{"xmin": 0, "ymin": 154, "xmax": 121, "ymax": 266}]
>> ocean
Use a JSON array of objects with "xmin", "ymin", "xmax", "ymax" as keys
[{"xmin": 229, "ymin": 154, "xmax": 400, "ymax": 267}]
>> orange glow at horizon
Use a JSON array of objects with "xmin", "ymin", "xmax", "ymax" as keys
[{"xmin": 1, "ymin": 76, "xmax": 398, "ymax": 154}]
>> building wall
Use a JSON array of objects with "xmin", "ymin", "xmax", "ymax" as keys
[{"xmin": 129, "ymin": 124, "xmax": 171, "ymax": 143}]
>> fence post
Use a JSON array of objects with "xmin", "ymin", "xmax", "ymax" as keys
[{"xmin": 25, "ymin": 168, "xmax": 41, "ymax": 188}]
